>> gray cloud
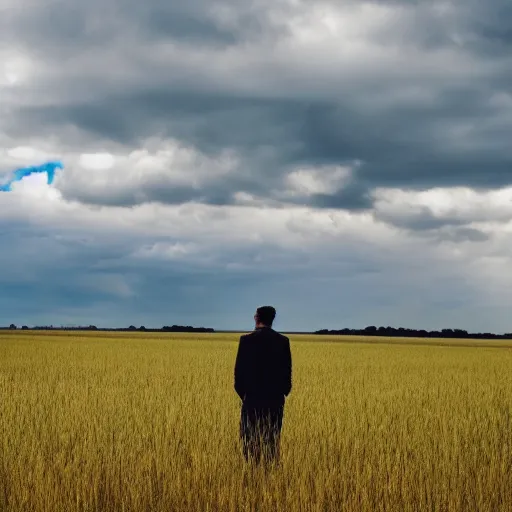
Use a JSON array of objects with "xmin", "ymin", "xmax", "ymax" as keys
[
  {"xmin": 1, "ymin": 0, "xmax": 512, "ymax": 217},
  {"xmin": 375, "ymin": 206, "xmax": 467, "ymax": 232},
  {"xmin": 3, "ymin": 0, "xmax": 512, "ymax": 331},
  {"xmin": 435, "ymin": 227, "xmax": 490, "ymax": 244},
  {"xmin": 0, "ymin": 215, "xmax": 494, "ymax": 331}
]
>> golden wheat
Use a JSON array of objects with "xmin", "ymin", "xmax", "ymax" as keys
[{"xmin": 0, "ymin": 331, "xmax": 511, "ymax": 511}]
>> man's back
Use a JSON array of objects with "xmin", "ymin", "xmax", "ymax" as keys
[
  {"xmin": 234, "ymin": 307, "xmax": 292, "ymax": 463},
  {"xmin": 234, "ymin": 326, "xmax": 292, "ymax": 403}
]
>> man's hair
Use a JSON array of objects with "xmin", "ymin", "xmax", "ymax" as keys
[{"xmin": 256, "ymin": 306, "xmax": 276, "ymax": 326}]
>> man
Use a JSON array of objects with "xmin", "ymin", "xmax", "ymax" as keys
[{"xmin": 234, "ymin": 306, "xmax": 292, "ymax": 464}]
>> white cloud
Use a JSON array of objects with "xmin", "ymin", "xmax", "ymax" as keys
[
  {"xmin": 133, "ymin": 242, "xmax": 197, "ymax": 260},
  {"xmin": 52, "ymin": 140, "xmax": 240, "ymax": 204},
  {"xmin": 285, "ymin": 165, "xmax": 353, "ymax": 196},
  {"xmin": 0, "ymin": 51, "xmax": 32, "ymax": 87},
  {"xmin": 373, "ymin": 186, "xmax": 512, "ymax": 226},
  {"xmin": 7, "ymin": 146, "xmax": 51, "ymax": 161},
  {"xmin": 79, "ymin": 153, "xmax": 115, "ymax": 171}
]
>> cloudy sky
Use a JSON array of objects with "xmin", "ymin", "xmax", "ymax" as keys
[{"xmin": 1, "ymin": 0, "xmax": 512, "ymax": 332}]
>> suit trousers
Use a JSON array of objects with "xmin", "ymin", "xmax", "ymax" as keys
[{"xmin": 240, "ymin": 398, "xmax": 284, "ymax": 463}]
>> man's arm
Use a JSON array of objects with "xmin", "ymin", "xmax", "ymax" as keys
[
  {"xmin": 234, "ymin": 335, "xmax": 247, "ymax": 400},
  {"xmin": 283, "ymin": 337, "xmax": 292, "ymax": 397}
]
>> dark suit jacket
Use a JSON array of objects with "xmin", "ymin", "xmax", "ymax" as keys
[{"xmin": 234, "ymin": 326, "xmax": 292, "ymax": 403}]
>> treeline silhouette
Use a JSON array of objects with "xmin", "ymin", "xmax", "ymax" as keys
[
  {"xmin": 315, "ymin": 326, "xmax": 512, "ymax": 340},
  {"xmin": 1, "ymin": 324, "xmax": 215, "ymax": 333},
  {"xmin": 3, "ymin": 323, "xmax": 511, "ymax": 339}
]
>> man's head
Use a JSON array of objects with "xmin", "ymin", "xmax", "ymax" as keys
[{"xmin": 254, "ymin": 306, "xmax": 276, "ymax": 328}]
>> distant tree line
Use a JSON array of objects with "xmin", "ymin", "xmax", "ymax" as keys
[
  {"xmin": 315, "ymin": 326, "xmax": 512, "ymax": 340},
  {"xmin": 1, "ymin": 324, "xmax": 215, "ymax": 333},
  {"xmin": 161, "ymin": 325, "xmax": 215, "ymax": 333},
  {"xmin": 3, "ymin": 323, "xmax": 512, "ymax": 339}
]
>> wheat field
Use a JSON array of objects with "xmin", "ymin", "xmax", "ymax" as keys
[{"xmin": 0, "ymin": 331, "xmax": 511, "ymax": 512}]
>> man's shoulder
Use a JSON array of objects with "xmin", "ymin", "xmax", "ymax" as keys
[
  {"xmin": 243, "ymin": 328, "xmax": 289, "ymax": 342},
  {"xmin": 240, "ymin": 331, "xmax": 257, "ymax": 341},
  {"xmin": 269, "ymin": 328, "xmax": 288, "ymax": 341},
  {"xmin": 274, "ymin": 331, "xmax": 289, "ymax": 343},
  {"xmin": 239, "ymin": 332, "xmax": 253, "ymax": 342}
]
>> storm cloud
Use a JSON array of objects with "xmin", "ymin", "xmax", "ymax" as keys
[{"xmin": 1, "ymin": 0, "xmax": 512, "ymax": 330}]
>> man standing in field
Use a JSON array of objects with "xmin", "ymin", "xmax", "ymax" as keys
[{"xmin": 234, "ymin": 306, "xmax": 292, "ymax": 464}]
